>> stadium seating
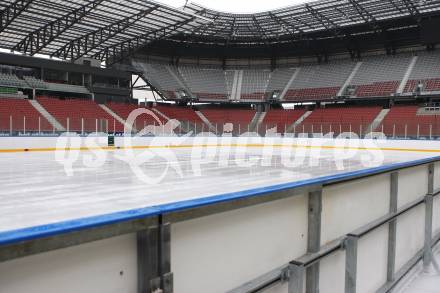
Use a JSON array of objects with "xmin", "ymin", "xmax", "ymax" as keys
[
  {"xmin": 178, "ymin": 66, "xmax": 229, "ymax": 100},
  {"xmin": 0, "ymin": 73, "xmax": 28, "ymax": 88},
  {"xmin": 200, "ymin": 108, "xmax": 256, "ymax": 132},
  {"xmin": 134, "ymin": 62, "xmax": 184, "ymax": 99},
  {"xmin": 0, "ymin": 98, "xmax": 52, "ymax": 132},
  {"xmin": 378, "ymin": 105, "xmax": 440, "ymax": 137},
  {"xmin": 154, "ymin": 104, "xmax": 202, "ymax": 124},
  {"xmin": 299, "ymin": 106, "xmax": 382, "ymax": 135},
  {"xmin": 106, "ymin": 102, "xmax": 167, "ymax": 130},
  {"xmin": 404, "ymin": 51, "xmax": 440, "ymax": 94},
  {"xmin": 350, "ymin": 55, "xmax": 412, "ymax": 97},
  {"xmin": 37, "ymin": 96, "xmax": 123, "ymax": 132},
  {"xmin": 240, "ymin": 70, "xmax": 271, "ymax": 101},
  {"xmin": 284, "ymin": 61, "xmax": 355, "ymax": 101},
  {"xmin": 261, "ymin": 109, "xmax": 307, "ymax": 133}
]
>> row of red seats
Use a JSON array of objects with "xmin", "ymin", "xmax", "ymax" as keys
[
  {"xmin": 106, "ymin": 102, "xmax": 166, "ymax": 130},
  {"xmin": 261, "ymin": 109, "xmax": 307, "ymax": 133},
  {"xmin": 200, "ymin": 108, "xmax": 256, "ymax": 127},
  {"xmin": 37, "ymin": 96, "xmax": 123, "ymax": 132},
  {"xmin": 378, "ymin": 106, "xmax": 440, "ymax": 137},
  {"xmin": 284, "ymin": 87, "xmax": 340, "ymax": 101},
  {"xmin": 0, "ymin": 98, "xmax": 52, "ymax": 132},
  {"xmin": 404, "ymin": 79, "xmax": 440, "ymax": 93},
  {"xmin": 354, "ymin": 81, "xmax": 399, "ymax": 97},
  {"xmin": 196, "ymin": 93, "xmax": 228, "ymax": 100},
  {"xmin": 299, "ymin": 106, "xmax": 382, "ymax": 134}
]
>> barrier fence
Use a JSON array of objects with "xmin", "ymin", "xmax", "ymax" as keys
[{"xmin": 1, "ymin": 116, "xmax": 440, "ymax": 139}]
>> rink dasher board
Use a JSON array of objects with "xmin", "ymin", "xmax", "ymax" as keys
[{"xmin": 0, "ymin": 153, "xmax": 439, "ymax": 262}]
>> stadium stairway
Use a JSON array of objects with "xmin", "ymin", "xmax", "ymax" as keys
[
  {"xmin": 367, "ymin": 108, "xmax": 390, "ymax": 134},
  {"xmin": 286, "ymin": 111, "xmax": 313, "ymax": 133},
  {"xmin": 99, "ymin": 104, "xmax": 132, "ymax": 132},
  {"xmin": 248, "ymin": 112, "xmax": 266, "ymax": 132},
  {"xmin": 195, "ymin": 110, "xmax": 216, "ymax": 132},
  {"xmin": 152, "ymin": 108, "xmax": 195, "ymax": 134},
  {"xmin": 28, "ymin": 99, "xmax": 65, "ymax": 131}
]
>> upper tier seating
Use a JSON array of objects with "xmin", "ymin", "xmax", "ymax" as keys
[
  {"xmin": 350, "ymin": 55, "xmax": 412, "ymax": 97},
  {"xmin": 378, "ymin": 106, "xmax": 440, "ymax": 137},
  {"xmin": 262, "ymin": 109, "xmax": 307, "ymax": 133},
  {"xmin": 179, "ymin": 66, "xmax": 229, "ymax": 100},
  {"xmin": 284, "ymin": 61, "xmax": 355, "ymax": 101},
  {"xmin": 23, "ymin": 76, "xmax": 47, "ymax": 89},
  {"xmin": 0, "ymin": 98, "xmax": 52, "ymax": 132},
  {"xmin": 240, "ymin": 70, "xmax": 271, "ymax": 101},
  {"xmin": 0, "ymin": 73, "xmax": 28, "ymax": 88},
  {"xmin": 37, "ymin": 96, "xmax": 123, "ymax": 132},
  {"xmin": 404, "ymin": 51, "xmax": 440, "ymax": 94},
  {"xmin": 299, "ymin": 106, "xmax": 382, "ymax": 134},
  {"xmin": 133, "ymin": 61, "xmax": 184, "ymax": 99}
]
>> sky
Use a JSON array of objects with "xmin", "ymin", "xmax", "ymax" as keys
[{"xmin": 157, "ymin": 0, "xmax": 314, "ymax": 13}]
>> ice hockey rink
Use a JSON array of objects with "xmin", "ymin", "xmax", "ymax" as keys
[
  {"xmin": 0, "ymin": 136, "xmax": 439, "ymax": 239},
  {"xmin": 1, "ymin": 136, "xmax": 440, "ymax": 293}
]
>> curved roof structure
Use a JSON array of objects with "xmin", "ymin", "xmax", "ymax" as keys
[
  {"xmin": 1, "ymin": 0, "xmax": 440, "ymax": 64},
  {"xmin": 0, "ymin": 0, "xmax": 208, "ymax": 63},
  {"xmin": 179, "ymin": 0, "xmax": 440, "ymax": 44}
]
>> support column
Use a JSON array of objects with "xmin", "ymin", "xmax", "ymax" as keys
[
  {"xmin": 289, "ymin": 262, "xmax": 306, "ymax": 293},
  {"xmin": 306, "ymin": 189, "xmax": 322, "ymax": 293},
  {"xmin": 345, "ymin": 235, "xmax": 358, "ymax": 293},
  {"xmin": 137, "ymin": 221, "xmax": 173, "ymax": 293},
  {"xmin": 387, "ymin": 172, "xmax": 398, "ymax": 282},
  {"xmin": 424, "ymin": 164, "xmax": 435, "ymax": 270}
]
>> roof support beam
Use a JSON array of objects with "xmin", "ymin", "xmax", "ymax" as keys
[
  {"xmin": 12, "ymin": 0, "xmax": 105, "ymax": 55},
  {"xmin": 401, "ymin": 0, "xmax": 421, "ymax": 20},
  {"xmin": 348, "ymin": 0, "xmax": 377, "ymax": 24},
  {"xmin": 51, "ymin": 5, "xmax": 159, "ymax": 60},
  {"xmin": 305, "ymin": 4, "xmax": 339, "ymax": 31},
  {"xmin": 93, "ymin": 17, "xmax": 198, "ymax": 65},
  {"xmin": 0, "ymin": 0, "xmax": 33, "ymax": 33}
]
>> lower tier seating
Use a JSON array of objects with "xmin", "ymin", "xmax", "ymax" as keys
[
  {"xmin": 0, "ymin": 98, "xmax": 52, "ymax": 132},
  {"xmin": 378, "ymin": 106, "xmax": 440, "ymax": 137},
  {"xmin": 299, "ymin": 106, "xmax": 382, "ymax": 134},
  {"xmin": 37, "ymin": 96, "xmax": 123, "ymax": 132},
  {"xmin": 261, "ymin": 109, "xmax": 307, "ymax": 133}
]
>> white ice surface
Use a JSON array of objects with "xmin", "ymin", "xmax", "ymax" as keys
[{"xmin": 0, "ymin": 145, "xmax": 437, "ymax": 233}]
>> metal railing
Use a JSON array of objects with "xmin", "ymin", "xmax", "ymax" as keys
[{"xmin": 1, "ymin": 116, "xmax": 440, "ymax": 140}]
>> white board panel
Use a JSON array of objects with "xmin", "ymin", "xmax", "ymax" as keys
[
  {"xmin": 319, "ymin": 250, "xmax": 345, "ymax": 293},
  {"xmin": 0, "ymin": 234, "xmax": 137, "ymax": 293},
  {"xmin": 434, "ymin": 162, "xmax": 440, "ymax": 191},
  {"xmin": 171, "ymin": 195, "xmax": 308, "ymax": 293},
  {"xmin": 398, "ymin": 166, "xmax": 428, "ymax": 208},
  {"xmin": 321, "ymin": 174, "xmax": 390, "ymax": 244},
  {"xmin": 395, "ymin": 205, "xmax": 425, "ymax": 272},
  {"xmin": 357, "ymin": 226, "xmax": 389, "ymax": 293}
]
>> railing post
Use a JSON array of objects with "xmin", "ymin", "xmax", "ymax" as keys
[
  {"xmin": 289, "ymin": 262, "xmax": 305, "ymax": 293},
  {"xmin": 38, "ymin": 117, "xmax": 41, "ymax": 135},
  {"xmin": 23, "ymin": 116, "xmax": 26, "ymax": 135},
  {"xmin": 387, "ymin": 172, "xmax": 399, "ymax": 282},
  {"xmin": 81, "ymin": 118, "xmax": 84, "ymax": 136},
  {"xmin": 137, "ymin": 222, "xmax": 173, "ymax": 293},
  {"xmin": 345, "ymin": 235, "xmax": 359, "ymax": 293},
  {"xmin": 424, "ymin": 164, "xmax": 435, "ymax": 270},
  {"xmin": 10, "ymin": 115, "xmax": 12, "ymax": 135},
  {"xmin": 307, "ymin": 189, "xmax": 322, "ymax": 293}
]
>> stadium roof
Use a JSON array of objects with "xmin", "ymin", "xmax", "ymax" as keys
[
  {"xmin": 180, "ymin": 0, "xmax": 440, "ymax": 44},
  {"xmin": 0, "ymin": 0, "xmax": 208, "ymax": 63},
  {"xmin": 1, "ymin": 0, "xmax": 440, "ymax": 64}
]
